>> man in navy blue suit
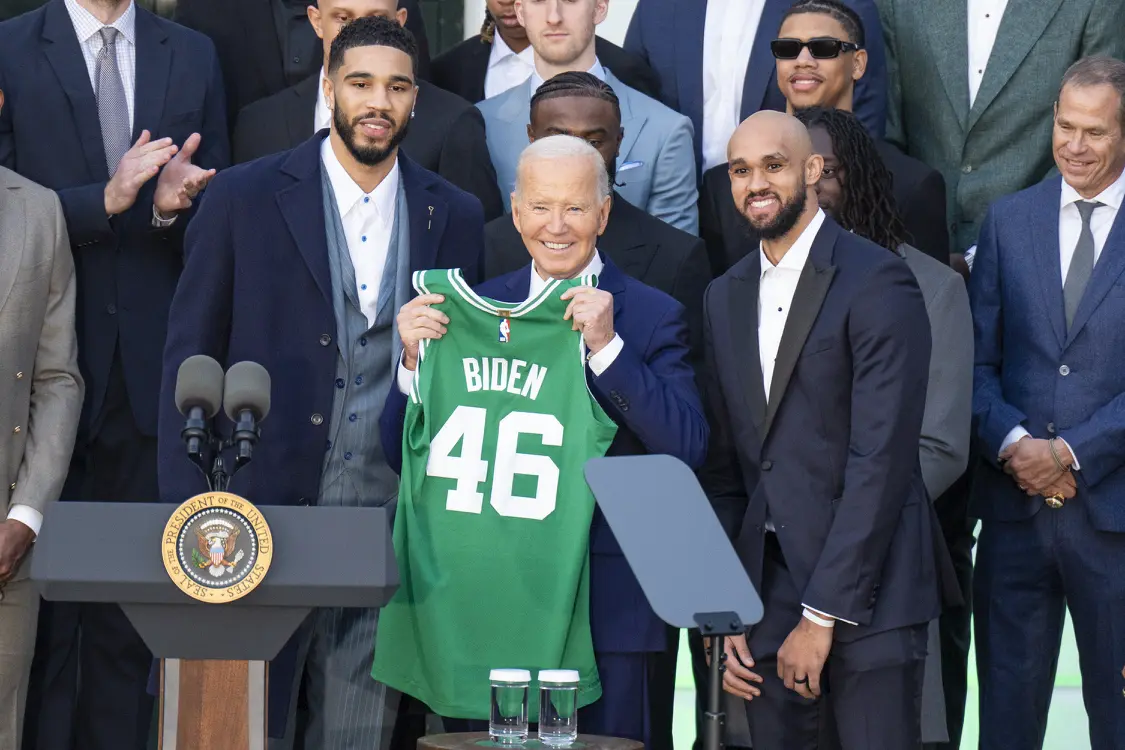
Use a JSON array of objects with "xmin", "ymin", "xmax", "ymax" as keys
[
  {"xmin": 0, "ymin": 0, "xmax": 227, "ymax": 746},
  {"xmin": 158, "ymin": 17, "xmax": 484, "ymax": 749},
  {"xmin": 699, "ymin": 110, "xmax": 940, "ymax": 750},
  {"xmin": 624, "ymin": 0, "xmax": 886, "ymax": 177},
  {"xmin": 381, "ymin": 134, "xmax": 707, "ymax": 746},
  {"xmin": 969, "ymin": 56, "xmax": 1125, "ymax": 750}
]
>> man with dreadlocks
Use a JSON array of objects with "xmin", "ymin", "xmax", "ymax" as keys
[{"xmin": 796, "ymin": 105, "xmax": 972, "ymax": 748}]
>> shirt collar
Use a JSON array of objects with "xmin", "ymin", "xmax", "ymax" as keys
[
  {"xmin": 65, "ymin": 0, "xmax": 136, "ymax": 45},
  {"xmin": 320, "ymin": 136, "xmax": 399, "ymax": 228},
  {"xmin": 529, "ymin": 57, "xmax": 606, "ymax": 92},
  {"xmin": 758, "ymin": 208, "xmax": 825, "ymax": 280},
  {"xmin": 529, "ymin": 251, "xmax": 604, "ymax": 297},
  {"xmin": 1060, "ymin": 166, "xmax": 1125, "ymax": 212},
  {"xmin": 489, "ymin": 31, "xmax": 534, "ymax": 68}
]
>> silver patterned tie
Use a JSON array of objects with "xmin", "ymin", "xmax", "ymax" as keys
[
  {"xmin": 95, "ymin": 27, "xmax": 130, "ymax": 176},
  {"xmin": 1064, "ymin": 200, "xmax": 1101, "ymax": 329}
]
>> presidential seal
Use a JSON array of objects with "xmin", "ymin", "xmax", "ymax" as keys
[{"xmin": 162, "ymin": 492, "xmax": 274, "ymax": 603}]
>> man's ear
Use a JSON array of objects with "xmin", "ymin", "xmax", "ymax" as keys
[
  {"xmin": 308, "ymin": 4, "xmax": 324, "ymax": 39},
  {"xmin": 805, "ymin": 153, "xmax": 825, "ymax": 186},
  {"xmin": 322, "ymin": 75, "xmax": 335, "ymax": 113},
  {"xmin": 396, "ymin": 8, "xmax": 408, "ymax": 27},
  {"xmin": 851, "ymin": 49, "xmax": 868, "ymax": 83}
]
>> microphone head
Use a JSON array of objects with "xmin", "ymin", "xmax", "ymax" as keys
[
  {"xmin": 174, "ymin": 355, "xmax": 225, "ymax": 418},
  {"xmin": 223, "ymin": 361, "xmax": 272, "ymax": 422}
]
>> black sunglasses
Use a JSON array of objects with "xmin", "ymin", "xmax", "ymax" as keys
[{"xmin": 771, "ymin": 37, "xmax": 861, "ymax": 60}]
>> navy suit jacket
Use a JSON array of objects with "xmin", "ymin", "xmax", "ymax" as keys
[
  {"xmin": 624, "ymin": 0, "xmax": 887, "ymax": 174},
  {"xmin": 157, "ymin": 133, "xmax": 484, "ymax": 735},
  {"xmin": 700, "ymin": 217, "xmax": 943, "ymax": 640},
  {"xmin": 0, "ymin": 0, "xmax": 229, "ymax": 437},
  {"xmin": 380, "ymin": 255, "xmax": 708, "ymax": 652},
  {"xmin": 970, "ymin": 177, "xmax": 1125, "ymax": 532}
]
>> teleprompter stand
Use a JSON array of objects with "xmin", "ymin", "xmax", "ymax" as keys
[
  {"xmin": 31, "ymin": 502, "xmax": 398, "ymax": 749},
  {"xmin": 584, "ymin": 455, "xmax": 762, "ymax": 750}
]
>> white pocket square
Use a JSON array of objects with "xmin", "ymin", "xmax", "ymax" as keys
[{"xmin": 618, "ymin": 160, "xmax": 644, "ymax": 173}]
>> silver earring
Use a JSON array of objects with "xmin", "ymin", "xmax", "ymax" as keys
[{"xmin": 410, "ymin": 110, "xmax": 415, "ymax": 119}]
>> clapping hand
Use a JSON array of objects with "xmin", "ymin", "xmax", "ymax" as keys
[{"xmin": 154, "ymin": 133, "xmax": 217, "ymax": 215}]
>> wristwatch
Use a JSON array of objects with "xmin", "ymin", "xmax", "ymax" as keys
[{"xmin": 151, "ymin": 205, "xmax": 178, "ymax": 228}]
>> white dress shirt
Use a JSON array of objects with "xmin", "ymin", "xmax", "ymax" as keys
[
  {"xmin": 396, "ymin": 251, "xmax": 622, "ymax": 393},
  {"xmin": 701, "ymin": 0, "xmax": 765, "ymax": 171},
  {"xmin": 485, "ymin": 32, "xmax": 537, "ymax": 100},
  {"xmin": 321, "ymin": 136, "xmax": 400, "ymax": 330},
  {"xmin": 757, "ymin": 209, "xmax": 854, "ymax": 627},
  {"xmin": 315, "ymin": 68, "xmax": 331, "ymax": 133},
  {"xmin": 998, "ymin": 168, "xmax": 1125, "ymax": 466},
  {"xmin": 967, "ymin": 0, "xmax": 1008, "ymax": 108},
  {"xmin": 64, "ymin": 0, "xmax": 137, "ymax": 130}
]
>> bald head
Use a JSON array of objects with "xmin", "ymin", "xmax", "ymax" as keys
[{"xmin": 726, "ymin": 110, "xmax": 823, "ymax": 242}]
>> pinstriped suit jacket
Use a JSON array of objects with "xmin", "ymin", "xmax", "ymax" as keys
[{"xmin": 878, "ymin": 0, "xmax": 1125, "ymax": 254}]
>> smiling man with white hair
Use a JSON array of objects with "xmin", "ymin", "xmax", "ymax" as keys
[{"xmin": 383, "ymin": 134, "xmax": 708, "ymax": 744}]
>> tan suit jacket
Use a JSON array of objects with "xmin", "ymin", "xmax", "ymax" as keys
[{"xmin": 0, "ymin": 165, "xmax": 83, "ymax": 581}]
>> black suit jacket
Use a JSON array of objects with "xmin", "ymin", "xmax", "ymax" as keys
[
  {"xmin": 174, "ymin": 0, "xmax": 431, "ymax": 134},
  {"xmin": 0, "ymin": 0, "xmax": 229, "ymax": 437},
  {"xmin": 699, "ymin": 140, "xmax": 950, "ymax": 277},
  {"xmin": 483, "ymin": 193, "xmax": 709, "ymax": 362},
  {"xmin": 233, "ymin": 74, "xmax": 504, "ymax": 221},
  {"xmin": 432, "ymin": 34, "xmax": 661, "ymax": 103},
  {"xmin": 699, "ymin": 216, "xmax": 944, "ymax": 642}
]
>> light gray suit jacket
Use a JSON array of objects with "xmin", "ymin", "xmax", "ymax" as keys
[
  {"xmin": 900, "ymin": 243, "xmax": 972, "ymax": 500},
  {"xmin": 476, "ymin": 69, "xmax": 699, "ymax": 234},
  {"xmin": 0, "ymin": 166, "xmax": 83, "ymax": 581},
  {"xmin": 879, "ymin": 0, "xmax": 1125, "ymax": 253}
]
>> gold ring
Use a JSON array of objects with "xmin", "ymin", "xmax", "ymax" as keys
[{"xmin": 1045, "ymin": 494, "xmax": 1065, "ymax": 509}]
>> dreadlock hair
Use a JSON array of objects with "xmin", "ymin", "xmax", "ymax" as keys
[
  {"xmin": 481, "ymin": 9, "xmax": 496, "ymax": 43},
  {"xmin": 781, "ymin": 0, "xmax": 865, "ymax": 47},
  {"xmin": 328, "ymin": 15, "xmax": 418, "ymax": 78},
  {"xmin": 531, "ymin": 71, "xmax": 621, "ymax": 122},
  {"xmin": 795, "ymin": 107, "xmax": 906, "ymax": 253}
]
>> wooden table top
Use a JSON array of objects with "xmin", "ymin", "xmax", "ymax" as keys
[{"xmin": 418, "ymin": 733, "xmax": 644, "ymax": 750}]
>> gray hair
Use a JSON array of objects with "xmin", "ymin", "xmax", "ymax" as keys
[
  {"xmin": 514, "ymin": 135, "xmax": 610, "ymax": 203},
  {"xmin": 1059, "ymin": 55, "xmax": 1125, "ymax": 126}
]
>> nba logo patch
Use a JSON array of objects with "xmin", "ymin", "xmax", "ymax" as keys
[{"xmin": 499, "ymin": 318, "xmax": 511, "ymax": 343}]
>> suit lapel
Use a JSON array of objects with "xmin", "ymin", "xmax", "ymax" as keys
[
  {"xmin": 1066, "ymin": 202, "xmax": 1125, "ymax": 346},
  {"xmin": 464, "ymin": 39, "xmax": 490, "ymax": 104},
  {"xmin": 132, "ymin": 9, "xmax": 170, "ymax": 143},
  {"xmin": 608, "ymin": 72, "xmax": 645, "ymax": 174},
  {"xmin": 727, "ymin": 255, "xmax": 768, "ymax": 435},
  {"xmin": 924, "ymin": 0, "xmax": 971, "ymax": 130},
  {"xmin": 599, "ymin": 196, "xmax": 655, "ymax": 280},
  {"xmin": 286, "ymin": 74, "xmax": 320, "ymax": 146},
  {"xmin": 0, "ymin": 182, "xmax": 26, "ymax": 315},
  {"xmin": 739, "ymin": 0, "xmax": 788, "ymax": 120},
  {"xmin": 1030, "ymin": 181, "xmax": 1067, "ymax": 348},
  {"xmin": 967, "ymin": 0, "xmax": 1064, "ymax": 132},
  {"xmin": 596, "ymin": 254, "xmax": 628, "ymax": 321},
  {"xmin": 276, "ymin": 137, "xmax": 332, "ymax": 306},
  {"xmin": 760, "ymin": 221, "xmax": 837, "ymax": 439},
  {"xmin": 42, "ymin": 0, "xmax": 106, "ymax": 180},
  {"xmin": 673, "ymin": 0, "xmax": 706, "ymax": 139},
  {"xmin": 400, "ymin": 156, "xmax": 447, "ymax": 273},
  {"xmin": 240, "ymin": 0, "xmax": 286, "ymax": 96}
]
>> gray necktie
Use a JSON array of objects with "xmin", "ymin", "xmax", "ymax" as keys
[
  {"xmin": 1064, "ymin": 200, "xmax": 1101, "ymax": 328},
  {"xmin": 95, "ymin": 27, "xmax": 130, "ymax": 176}
]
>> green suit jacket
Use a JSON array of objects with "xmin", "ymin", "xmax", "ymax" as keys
[{"xmin": 878, "ymin": 0, "xmax": 1125, "ymax": 253}]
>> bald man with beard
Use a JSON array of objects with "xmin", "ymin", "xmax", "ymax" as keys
[{"xmin": 698, "ymin": 111, "xmax": 943, "ymax": 750}]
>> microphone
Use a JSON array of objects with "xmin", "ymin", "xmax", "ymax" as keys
[
  {"xmin": 174, "ymin": 355, "xmax": 225, "ymax": 463},
  {"xmin": 223, "ymin": 361, "xmax": 271, "ymax": 467}
]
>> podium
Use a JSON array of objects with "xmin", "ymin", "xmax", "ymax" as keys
[{"xmin": 31, "ymin": 501, "xmax": 399, "ymax": 750}]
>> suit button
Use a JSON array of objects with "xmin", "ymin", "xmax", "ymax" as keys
[
  {"xmin": 106, "ymin": 304, "xmax": 117, "ymax": 315},
  {"xmin": 319, "ymin": 334, "xmax": 332, "ymax": 347},
  {"xmin": 9, "ymin": 482, "xmax": 14, "ymax": 490},
  {"xmin": 1059, "ymin": 364, "xmax": 1070, "ymax": 376},
  {"xmin": 298, "ymin": 497, "xmax": 310, "ymax": 506},
  {"xmin": 761, "ymin": 460, "xmax": 773, "ymax": 471},
  {"xmin": 962, "ymin": 164, "xmax": 973, "ymax": 174},
  {"xmin": 310, "ymin": 413, "xmax": 324, "ymax": 426},
  {"xmin": 12, "ymin": 426, "xmax": 20, "ymax": 434},
  {"xmin": 14, "ymin": 372, "xmax": 22, "ymax": 379},
  {"xmin": 1047, "ymin": 422, "xmax": 1056, "ymax": 434}
]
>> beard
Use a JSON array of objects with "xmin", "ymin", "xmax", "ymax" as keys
[
  {"xmin": 737, "ymin": 188, "xmax": 807, "ymax": 241},
  {"xmin": 334, "ymin": 105, "xmax": 411, "ymax": 167}
]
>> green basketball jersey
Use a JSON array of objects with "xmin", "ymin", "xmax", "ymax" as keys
[{"xmin": 372, "ymin": 268, "xmax": 618, "ymax": 720}]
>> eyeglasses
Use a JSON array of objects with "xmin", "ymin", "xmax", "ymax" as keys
[{"xmin": 771, "ymin": 37, "xmax": 861, "ymax": 60}]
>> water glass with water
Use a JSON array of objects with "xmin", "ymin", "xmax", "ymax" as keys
[
  {"xmin": 537, "ymin": 669, "xmax": 579, "ymax": 745},
  {"xmin": 490, "ymin": 669, "xmax": 530, "ymax": 743}
]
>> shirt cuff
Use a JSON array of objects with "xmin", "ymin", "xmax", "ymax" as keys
[
  {"xmin": 1000, "ymin": 425, "xmax": 1031, "ymax": 457},
  {"xmin": 7, "ymin": 504, "xmax": 43, "ymax": 537},
  {"xmin": 587, "ymin": 334, "xmax": 624, "ymax": 376},
  {"xmin": 151, "ymin": 204, "xmax": 178, "ymax": 228},
  {"xmin": 801, "ymin": 604, "xmax": 858, "ymax": 627},
  {"xmin": 1057, "ymin": 437, "xmax": 1081, "ymax": 471},
  {"xmin": 396, "ymin": 352, "xmax": 416, "ymax": 395}
]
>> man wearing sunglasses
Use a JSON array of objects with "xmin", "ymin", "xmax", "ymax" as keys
[
  {"xmin": 699, "ymin": 0, "xmax": 949, "ymax": 275},
  {"xmin": 624, "ymin": 0, "xmax": 886, "ymax": 178}
]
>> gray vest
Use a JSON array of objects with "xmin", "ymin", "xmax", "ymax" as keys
[{"xmin": 317, "ymin": 161, "xmax": 412, "ymax": 508}]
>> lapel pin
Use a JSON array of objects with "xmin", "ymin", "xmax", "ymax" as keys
[{"xmin": 428, "ymin": 205, "xmax": 434, "ymax": 230}]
